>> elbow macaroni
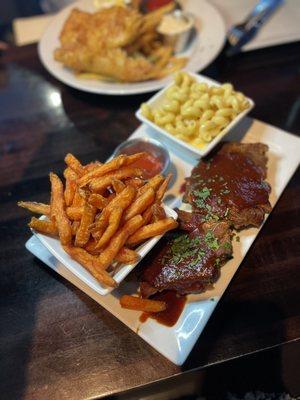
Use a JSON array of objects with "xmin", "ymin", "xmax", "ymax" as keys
[{"xmin": 141, "ymin": 72, "xmax": 250, "ymax": 149}]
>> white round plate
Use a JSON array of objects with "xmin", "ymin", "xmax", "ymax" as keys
[{"xmin": 38, "ymin": 0, "xmax": 226, "ymax": 95}]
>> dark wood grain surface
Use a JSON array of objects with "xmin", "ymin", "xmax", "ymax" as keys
[{"xmin": 0, "ymin": 42, "xmax": 299, "ymax": 400}]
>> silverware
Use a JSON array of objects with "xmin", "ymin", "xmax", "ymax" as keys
[{"xmin": 227, "ymin": 0, "xmax": 284, "ymax": 56}]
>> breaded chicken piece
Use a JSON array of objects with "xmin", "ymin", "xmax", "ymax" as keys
[{"xmin": 54, "ymin": 5, "xmax": 183, "ymax": 82}]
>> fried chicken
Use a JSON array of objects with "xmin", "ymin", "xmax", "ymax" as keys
[{"xmin": 54, "ymin": 6, "xmax": 184, "ymax": 82}]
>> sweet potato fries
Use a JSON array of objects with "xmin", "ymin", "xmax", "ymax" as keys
[{"xmin": 18, "ymin": 152, "xmax": 178, "ymax": 288}]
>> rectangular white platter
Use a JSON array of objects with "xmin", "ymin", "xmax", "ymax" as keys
[{"xmin": 26, "ymin": 116, "xmax": 300, "ymax": 365}]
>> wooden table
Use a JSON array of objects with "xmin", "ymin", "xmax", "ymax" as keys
[{"xmin": 0, "ymin": 42, "xmax": 299, "ymax": 400}]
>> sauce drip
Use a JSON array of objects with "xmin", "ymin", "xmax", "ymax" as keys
[{"xmin": 139, "ymin": 291, "xmax": 186, "ymax": 327}]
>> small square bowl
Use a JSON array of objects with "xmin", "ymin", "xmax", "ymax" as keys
[
  {"xmin": 136, "ymin": 72, "xmax": 254, "ymax": 157},
  {"xmin": 32, "ymin": 206, "xmax": 177, "ymax": 296}
]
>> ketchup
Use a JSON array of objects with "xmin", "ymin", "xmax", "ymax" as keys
[
  {"xmin": 146, "ymin": 0, "xmax": 173, "ymax": 11},
  {"xmin": 129, "ymin": 152, "xmax": 163, "ymax": 179}
]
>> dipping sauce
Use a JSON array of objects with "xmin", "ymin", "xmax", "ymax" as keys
[
  {"xmin": 128, "ymin": 152, "xmax": 163, "ymax": 179},
  {"xmin": 146, "ymin": 0, "xmax": 173, "ymax": 11},
  {"xmin": 158, "ymin": 13, "xmax": 192, "ymax": 35},
  {"xmin": 113, "ymin": 138, "xmax": 170, "ymax": 179},
  {"xmin": 140, "ymin": 291, "xmax": 186, "ymax": 327}
]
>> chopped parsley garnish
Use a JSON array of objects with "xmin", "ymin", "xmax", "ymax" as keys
[
  {"xmin": 166, "ymin": 234, "xmax": 206, "ymax": 266},
  {"xmin": 194, "ymin": 187, "xmax": 210, "ymax": 200},
  {"xmin": 223, "ymin": 241, "xmax": 232, "ymax": 250},
  {"xmin": 215, "ymin": 258, "xmax": 221, "ymax": 268},
  {"xmin": 204, "ymin": 231, "xmax": 219, "ymax": 250}
]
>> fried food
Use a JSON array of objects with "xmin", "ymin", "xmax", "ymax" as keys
[
  {"xmin": 75, "ymin": 204, "xmax": 96, "ymax": 247},
  {"xmin": 63, "ymin": 245, "xmax": 117, "ymax": 287},
  {"xmin": 18, "ymin": 201, "xmax": 50, "ymax": 216},
  {"xmin": 29, "ymin": 217, "xmax": 58, "ymax": 236},
  {"xmin": 54, "ymin": 4, "xmax": 187, "ymax": 82},
  {"xmin": 96, "ymin": 215, "xmax": 144, "ymax": 270},
  {"xmin": 115, "ymin": 247, "xmax": 139, "ymax": 264},
  {"xmin": 95, "ymin": 207, "xmax": 123, "ymax": 249},
  {"xmin": 49, "ymin": 173, "xmax": 72, "ymax": 245},
  {"xmin": 127, "ymin": 218, "xmax": 178, "ymax": 246},
  {"xmin": 64, "ymin": 167, "xmax": 78, "ymax": 206},
  {"xmin": 123, "ymin": 187, "xmax": 155, "ymax": 221},
  {"xmin": 120, "ymin": 295, "xmax": 166, "ymax": 312},
  {"xmin": 19, "ymin": 152, "xmax": 177, "ymax": 289}
]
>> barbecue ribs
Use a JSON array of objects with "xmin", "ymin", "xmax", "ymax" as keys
[{"xmin": 140, "ymin": 142, "xmax": 272, "ymax": 297}]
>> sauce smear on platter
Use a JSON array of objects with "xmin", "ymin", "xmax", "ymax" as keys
[{"xmin": 140, "ymin": 291, "xmax": 186, "ymax": 327}]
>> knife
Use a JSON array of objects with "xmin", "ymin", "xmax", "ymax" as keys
[{"xmin": 226, "ymin": 0, "xmax": 284, "ymax": 56}]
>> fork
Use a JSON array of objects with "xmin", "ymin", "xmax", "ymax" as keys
[{"xmin": 227, "ymin": 0, "xmax": 284, "ymax": 55}]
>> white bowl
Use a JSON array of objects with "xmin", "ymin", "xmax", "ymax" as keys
[
  {"xmin": 32, "ymin": 205, "xmax": 177, "ymax": 296},
  {"xmin": 136, "ymin": 72, "xmax": 254, "ymax": 157}
]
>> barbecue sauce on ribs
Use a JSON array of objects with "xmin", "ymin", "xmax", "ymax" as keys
[{"xmin": 139, "ymin": 143, "xmax": 272, "ymax": 326}]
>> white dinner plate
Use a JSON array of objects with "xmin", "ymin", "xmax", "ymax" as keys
[
  {"xmin": 38, "ymin": 0, "xmax": 226, "ymax": 95},
  {"xmin": 26, "ymin": 117, "xmax": 300, "ymax": 365}
]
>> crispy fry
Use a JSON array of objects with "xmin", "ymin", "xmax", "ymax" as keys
[
  {"xmin": 120, "ymin": 295, "xmax": 166, "ymax": 312},
  {"xmin": 84, "ymin": 161, "xmax": 102, "ymax": 172},
  {"xmin": 90, "ymin": 185, "xmax": 136, "ymax": 232},
  {"xmin": 75, "ymin": 204, "xmax": 96, "ymax": 247},
  {"xmin": 63, "ymin": 245, "xmax": 117, "ymax": 287},
  {"xmin": 123, "ymin": 187, "xmax": 155, "ymax": 221},
  {"xmin": 49, "ymin": 173, "xmax": 72, "ymax": 245},
  {"xmin": 139, "ymin": 174, "xmax": 164, "ymax": 194},
  {"xmin": 156, "ymin": 173, "xmax": 172, "ymax": 202},
  {"xmin": 140, "ymin": 3, "xmax": 175, "ymax": 35},
  {"xmin": 84, "ymin": 238, "xmax": 99, "ymax": 255},
  {"xmin": 124, "ymin": 177, "xmax": 144, "ymax": 189},
  {"xmin": 63, "ymin": 167, "xmax": 78, "ymax": 206},
  {"xmin": 89, "ymin": 166, "xmax": 143, "ymax": 193},
  {"xmin": 142, "ymin": 206, "xmax": 153, "ymax": 224},
  {"xmin": 66, "ymin": 206, "xmax": 84, "ymax": 220},
  {"xmin": 97, "ymin": 215, "xmax": 144, "ymax": 270},
  {"xmin": 29, "ymin": 217, "xmax": 58, "ymax": 236},
  {"xmin": 18, "ymin": 201, "xmax": 50, "ymax": 216},
  {"xmin": 71, "ymin": 220, "xmax": 80, "ymax": 235},
  {"xmin": 78, "ymin": 153, "xmax": 146, "ymax": 187},
  {"xmin": 64, "ymin": 153, "xmax": 84, "ymax": 176},
  {"xmin": 78, "ymin": 154, "xmax": 127, "ymax": 187},
  {"xmin": 88, "ymin": 193, "xmax": 108, "ymax": 209},
  {"xmin": 90, "ymin": 208, "xmax": 109, "ymax": 235},
  {"xmin": 115, "ymin": 247, "xmax": 139, "ymax": 264},
  {"xmin": 72, "ymin": 190, "xmax": 86, "ymax": 207},
  {"xmin": 107, "ymin": 192, "xmax": 116, "ymax": 202},
  {"xmin": 140, "ymin": 175, "xmax": 171, "ymax": 222},
  {"xmin": 152, "ymin": 203, "xmax": 166, "ymax": 222},
  {"xmin": 95, "ymin": 207, "xmax": 123, "ymax": 249},
  {"xmin": 127, "ymin": 218, "xmax": 178, "ymax": 246},
  {"xmin": 111, "ymin": 178, "xmax": 125, "ymax": 194}
]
